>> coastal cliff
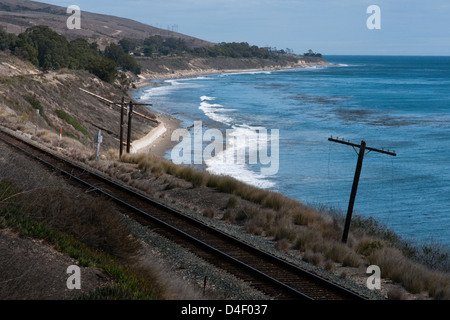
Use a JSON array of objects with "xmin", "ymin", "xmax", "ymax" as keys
[{"xmin": 134, "ymin": 55, "xmax": 328, "ymax": 81}]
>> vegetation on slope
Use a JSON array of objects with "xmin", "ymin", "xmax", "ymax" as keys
[
  {"xmin": 0, "ymin": 25, "xmax": 140, "ymax": 82},
  {"xmin": 0, "ymin": 163, "xmax": 164, "ymax": 300},
  {"xmin": 134, "ymin": 35, "xmax": 298, "ymax": 59},
  {"xmin": 55, "ymin": 109, "xmax": 91, "ymax": 138}
]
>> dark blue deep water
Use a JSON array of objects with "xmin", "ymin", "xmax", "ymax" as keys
[{"xmin": 135, "ymin": 56, "xmax": 450, "ymax": 246}]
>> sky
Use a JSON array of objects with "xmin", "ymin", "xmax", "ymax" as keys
[{"xmin": 38, "ymin": 0, "xmax": 450, "ymax": 56}]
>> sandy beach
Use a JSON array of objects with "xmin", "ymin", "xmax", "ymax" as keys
[{"xmin": 129, "ymin": 110, "xmax": 181, "ymax": 157}]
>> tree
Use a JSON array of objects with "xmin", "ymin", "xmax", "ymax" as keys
[
  {"xmin": 13, "ymin": 33, "xmax": 39, "ymax": 66},
  {"xmin": 0, "ymin": 27, "xmax": 15, "ymax": 51},
  {"xmin": 104, "ymin": 43, "xmax": 141, "ymax": 74},
  {"xmin": 304, "ymin": 49, "xmax": 322, "ymax": 57},
  {"xmin": 23, "ymin": 25, "xmax": 70, "ymax": 70},
  {"xmin": 88, "ymin": 56, "xmax": 117, "ymax": 83},
  {"xmin": 118, "ymin": 38, "xmax": 133, "ymax": 54}
]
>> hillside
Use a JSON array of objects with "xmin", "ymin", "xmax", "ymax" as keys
[
  {"xmin": 0, "ymin": 50, "xmax": 158, "ymax": 154},
  {"xmin": 0, "ymin": 0, "xmax": 213, "ymax": 49}
]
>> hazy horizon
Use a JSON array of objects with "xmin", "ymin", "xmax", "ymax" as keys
[{"xmin": 36, "ymin": 0, "xmax": 450, "ymax": 56}]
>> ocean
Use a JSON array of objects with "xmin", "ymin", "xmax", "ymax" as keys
[{"xmin": 134, "ymin": 55, "xmax": 450, "ymax": 246}]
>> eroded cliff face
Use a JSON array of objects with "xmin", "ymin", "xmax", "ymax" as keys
[
  {"xmin": 0, "ymin": 51, "xmax": 156, "ymax": 155},
  {"xmin": 135, "ymin": 55, "xmax": 329, "ymax": 80}
]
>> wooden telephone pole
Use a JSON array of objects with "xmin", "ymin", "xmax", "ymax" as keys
[
  {"xmin": 119, "ymin": 96, "xmax": 125, "ymax": 157},
  {"xmin": 78, "ymin": 88, "xmax": 156, "ymax": 157},
  {"xmin": 126, "ymin": 101, "xmax": 133, "ymax": 154},
  {"xmin": 328, "ymin": 137, "xmax": 397, "ymax": 243},
  {"xmin": 115, "ymin": 98, "xmax": 155, "ymax": 156},
  {"xmin": 118, "ymin": 99, "xmax": 155, "ymax": 156}
]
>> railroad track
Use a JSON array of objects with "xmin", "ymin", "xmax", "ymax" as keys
[{"xmin": 0, "ymin": 128, "xmax": 369, "ymax": 300}]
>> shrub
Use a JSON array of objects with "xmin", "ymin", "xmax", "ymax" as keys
[
  {"xmin": 275, "ymin": 239, "xmax": 291, "ymax": 252},
  {"xmin": 293, "ymin": 229, "xmax": 323, "ymax": 252},
  {"xmin": 55, "ymin": 109, "xmax": 91, "ymax": 138},
  {"xmin": 342, "ymin": 253, "xmax": 362, "ymax": 268},
  {"xmin": 302, "ymin": 250, "xmax": 324, "ymax": 267},
  {"xmin": 324, "ymin": 242, "xmax": 351, "ymax": 264}
]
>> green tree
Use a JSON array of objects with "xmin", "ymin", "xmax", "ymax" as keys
[
  {"xmin": 67, "ymin": 38, "xmax": 97, "ymax": 69},
  {"xmin": 88, "ymin": 56, "xmax": 117, "ymax": 83},
  {"xmin": 104, "ymin": 43, "xmax": 140, "ymax": 74},
  {"xmin": 23, "ymin": 25, "xmax": 70, "ymax": 70},
  {"xmin": 0, "ymin": 27, "xmax": 13, "ymax": 51},
  {"xmin": 13, "ymin": 33, "xmax": 39, "ymax": 66}
]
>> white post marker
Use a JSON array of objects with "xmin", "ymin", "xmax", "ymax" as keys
[
  {"xmin": 95, "ymin": 129, "xmax": 103, "ymax": 161},
  {"xmin": 35, "ymin": 109, "xmax": 39, "ymax": 135}
]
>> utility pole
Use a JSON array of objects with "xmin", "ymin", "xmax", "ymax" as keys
[
  {"xmin": 119, "ymin": 96, "xmax": 125, "ymax": 157},
  {"xmin": 126, "ymin": 101, "xmax": 133, "ymax": 154},
  {"xmin": 78, "ymin": 88, "xmax": 155, "ymax": 156},
  {"xmin": 113, "ymin": 98, "xmax": 154, "ymax": 155},
  {"xmin": 328, "ymin": 137, "xmax": 397, "ymax": 244}
]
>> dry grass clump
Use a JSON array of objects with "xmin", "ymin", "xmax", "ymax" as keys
[
  {"xmin": 368, "ymin": 247, "xmax": 450, "ymax": 299},
  {"xmin": 275, "ymin": 239, "xmax": 291, "ymax": 252},
  {"xmin": 290, "ymin": 205, "xmax": 322, "ymax": 227},
  {"xmin": 387, "ymin": 287, "xmax": 407, "ymax": 300},
  {"xmin": 302, "ymin": 250, "xmax": 324, "ymax": 267},
  {"xmin": 244, "ymin": 220, "xmax": 264, "ymax": 236},
  {"xmin": 293, "ymin": 229, "xmax": 323, "ymax": 252},
  {"xmin": 202, "ymin": 208, "xmax": 216, "ymax": 219},
  {"xmin": 270, "ymin": 213, "xmax": 296, "ymax": 242},
  {"xmin": 242, "ymin": 206, "xmax": 275, "ymax": 236}
]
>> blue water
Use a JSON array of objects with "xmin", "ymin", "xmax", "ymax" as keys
[{"xmin": 135, "ymin": 56, "xmax": 450, "ymax": 246}]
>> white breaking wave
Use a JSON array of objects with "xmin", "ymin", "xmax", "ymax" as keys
[
  {"xmin": 205, "ymin": 156, "xmax": 276, "ymax": 189},
  {"xmin": 198, "ymin": 95, "xmax": 278, "ymax": 189},
  {"xmin": 219, "ymin": 70, "xmax": 272, "ymax": 77},
  {"xmin": 204, "ymin": 124, "xmax": 278, "ymax": 189},
  {"xmin": 199, "ymin": 96, "xmax": 236, "ymax": 125},
  {"xmin": 139, "ymin": 79, "xmax": 202, "ymax": 100},
  {"xmin": 200, "ymin": 95, "xmax": 216, "ymax": 101}
]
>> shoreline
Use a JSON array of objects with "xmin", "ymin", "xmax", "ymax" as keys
[
  {"xmin": 133, "ymin": 59, "xmax": 330, "ymax": 89},
  {"xmin": 129, "ymin": 60, "xmax": 331, "ymax": 158}
]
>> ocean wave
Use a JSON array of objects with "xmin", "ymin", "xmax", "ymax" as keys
[
  {"xmin": 139, "ymin": 79, "xmax": 202, "ymax": 100},
  {"xmin": 200, "ymin": 95, "xmax": 216, "ymax": 101},
  {"xmin": 205, "ymin": 157, "xmax": 276, "ymax": 189},
  {"xmin": 199, "ymin": 101, "xmax": 235, "ymax": 125},
  {"xmin": 329, "ymin": 63, "xmax": 362, "ymax": 68},
  {"xmin": 219, "ymin": 70, "xmax": 272, "ymax": 77},
  {"xmin": 205, "ymin": 124, "xmax": 278, "ymax": 189}
]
